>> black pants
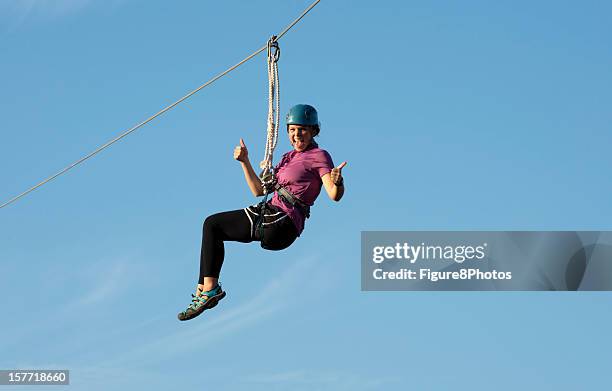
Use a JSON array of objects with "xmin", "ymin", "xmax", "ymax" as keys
[{"xmin": 199, "ymin": 203, "xmax": 298, "ymax": 283}]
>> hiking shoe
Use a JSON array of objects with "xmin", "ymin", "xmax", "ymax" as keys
[{"xmin": 177, "ymin": 283, "xmax": 226, "ymax": 321}]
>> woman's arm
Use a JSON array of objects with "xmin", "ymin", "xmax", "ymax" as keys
[
  {"xmin": 321, "ymin": 161, "xmax": 347, "ymax": 202},
  {"xmin": 234, "ymin": 139, "xmax": 264, "ymax": 197}
]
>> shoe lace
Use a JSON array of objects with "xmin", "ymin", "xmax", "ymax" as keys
[{"xmin": 185, "ymin": 284, "xmax": 222, "ymax": 311}]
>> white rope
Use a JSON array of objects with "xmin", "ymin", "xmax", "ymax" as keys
[
  {"xmin": 0, "ymin": 0, "xmax": 321, "ymax": 210},
  {"xmin": 260, "ymin": 39, "xmax": 280, "ymax": 172}
]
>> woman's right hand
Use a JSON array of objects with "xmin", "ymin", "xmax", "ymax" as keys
[
  {"xmin": 234, "ymin": 138, "xmax": 248, "ymax": 163},
  {"xmin": 235, "ymin": 138, "xmax": 264, "ymax": 196}
]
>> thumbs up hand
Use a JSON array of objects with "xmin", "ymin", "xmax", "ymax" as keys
[
  {"xmin": 234, "ymin": 138, "xmax": 249, "ymax": 162},
  {"xmin": 331, "ymin": 161, "xmax": 347, "ymax": 186}
]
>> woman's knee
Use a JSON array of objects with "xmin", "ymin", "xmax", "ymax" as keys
[{"xmin": 203, "ymin": 214, "xmax": 220, "ymax": 233}]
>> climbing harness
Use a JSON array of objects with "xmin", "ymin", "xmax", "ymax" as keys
[
  {"xmin": 0, "ymin": 0, "xmax": 321, "ymax": 210},
  {"xmin": 275, "ymin": 183, "xmax": 311, "ymax": 218},
  {"xmin": 244, "ymin": 203, "xmax": 297, "ymax": 251}
]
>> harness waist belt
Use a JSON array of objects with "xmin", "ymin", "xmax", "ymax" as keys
[{"xmin": 274, "ymin": 184, "xmax": 310, "ymax": 219}]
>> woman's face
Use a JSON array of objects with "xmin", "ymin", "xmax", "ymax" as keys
[{"xmin": 288, "ymin": 125, "xmax": 316, "ymax": 152}]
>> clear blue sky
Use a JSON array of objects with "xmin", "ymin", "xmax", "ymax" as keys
[{"xmin": 1, "ymin": 1, "xmax": 611, "ymax": 390}]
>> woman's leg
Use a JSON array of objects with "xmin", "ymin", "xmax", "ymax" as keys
[
  {"xmin": 178, "ymin": 208, "xmax": 253, "ymax": 321},
  {"xmin": 198, "ymin": 209, "xmax": 252, "ymax": 288}
]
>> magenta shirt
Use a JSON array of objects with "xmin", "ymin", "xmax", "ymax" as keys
[{"xmin": 269, "ymin": 142, "xmax": 334, "ymax": 235}]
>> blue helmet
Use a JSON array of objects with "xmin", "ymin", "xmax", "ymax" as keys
[{"xmin": 286, "ymin": 104, "xmax": 321, "ymax": 130}]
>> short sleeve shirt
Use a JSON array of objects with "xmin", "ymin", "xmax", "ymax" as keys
[{"xmin": 269, "ymin": 143, "xmax": 334, "ymax": 235}]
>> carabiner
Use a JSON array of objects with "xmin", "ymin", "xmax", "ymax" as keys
[{"xmin": 267, "ymin": 35, "xmax": 280, "ymax": 63}]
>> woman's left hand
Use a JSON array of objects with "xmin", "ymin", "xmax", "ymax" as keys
[{"xmin": 330, "ymin": 161, "xmax": 347, "ymax": 186}]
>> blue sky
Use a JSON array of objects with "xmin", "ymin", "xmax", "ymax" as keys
[{"xmin": 1, "ymin": 0, "xmax": 611, "ymax": 390}]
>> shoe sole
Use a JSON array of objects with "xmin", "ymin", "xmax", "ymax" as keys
[{"xmin": 204, "ymin": 291, "xmax": 226, "ymax": 311}]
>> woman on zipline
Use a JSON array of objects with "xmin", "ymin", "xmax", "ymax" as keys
[{"xmin": 178, "ymin": 104, "xmax": 346, "ymax": 321}]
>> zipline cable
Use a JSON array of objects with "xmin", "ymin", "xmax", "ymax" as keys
[{"xmin": 0, "ymin": 0, "xmax": 321, "ymax": 210}]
